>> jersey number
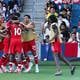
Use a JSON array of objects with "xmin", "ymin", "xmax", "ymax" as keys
[{"xmin": 14, "ymin": 28, "xmax": 21, "ymax": 35}]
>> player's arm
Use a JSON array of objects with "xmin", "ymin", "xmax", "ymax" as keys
[
  {"xmin": 20, "ymin": 22, "xmax": 35, "ymax": 29},
  {"xmin": 50, "ymin": 31, "xmax": 58, "ymax": 42},
  {"xmin": 0, "ymin": 28, "xmax": 9, "ymax": 38},
  {"xmin": 50, "ymin": 25, "xmax": 58, "ymax": 42},
  {"xmin": 0, "ymin": 33, "xmax": 8, "ymax": 37}
]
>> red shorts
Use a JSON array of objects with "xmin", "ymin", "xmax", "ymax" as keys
[
  {"xmin": 9, "ymin": 38, "xmax": 22, "ymax": 54},
  {"xmin": 22, "ymin": 39, "xmax": 36, "ymax": 53},
  {"xmin": 3, "ymin": 38, "xmax": 10, "ymax": 54},
  {"xmin": 51, "ymin": 39, "xmax": 61, "ymax": 54},
  {"xmin": 0, "ymin": 42, "xmax": 4, "ymax": 50}
]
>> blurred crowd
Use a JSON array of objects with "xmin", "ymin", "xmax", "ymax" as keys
[
  {"xmin": 0, "ymin": 0, "xmax": 24, "ymax": 21},
  {"xmin": 42, "ymin": 0, "xmax": 80, "ymax": 44}
]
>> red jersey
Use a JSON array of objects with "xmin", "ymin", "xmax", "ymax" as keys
[
  {"xmin": 8, "ymin": 23, "xmax": 22, "ymax": 39},
  {"xmin": 8, "ymin": 22, "xmax": 22, "ymax": 54}
]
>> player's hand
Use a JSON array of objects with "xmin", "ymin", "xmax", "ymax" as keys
[{"xmin": 20, "ymin": 22, "xmax": 24, "ymax": 26}]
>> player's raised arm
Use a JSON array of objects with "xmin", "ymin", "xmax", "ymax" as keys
[{"xmin": 20, "ymin": 22, "xmax": 35, "ymax": 29}]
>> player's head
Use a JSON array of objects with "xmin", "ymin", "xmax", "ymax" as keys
[
  {"xmin": 48, "ymin": 15, "xmax": 57, "ymax": 24},
  {"xmin": 24, "ymin": 15, "xmax": 31, "ymax": 23},
  {"xmin": 11, "ymin": 16, "xmax": 19, "ymax": 24},
  {"xmin": 50, "ymin": 7, "xmax": 56, "ymax": 13}
]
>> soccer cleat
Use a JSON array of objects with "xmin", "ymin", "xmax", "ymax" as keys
[
  {"xmin": 15, "ymin": 67, "xmax": 22, "ymax": 73},
  {"xmin": 9, "ymin": 67, "xmax": 14, "ymax": 73},
  {"xmin": 35, "ymin": 64, "xmax": 39, "ymax": 73},
  {"xmin": 55, "ymin": 70, "xmax": 62, "ymax": 76},
  {"xmin": 23, "ymin": 62, "xmax": 33, "ymax": 72},
  {"xmin": 14, "ymin": 67, "xmax": 22, "ymax": 73},
  {"xmin": 8, "ymin": 62, "xmax": 15, "ymax": 73},
  {"xmin": 71, "ymin": 66, "xmax": 76, "ymax": 75},
  {"xmin": 15, "ymin": 64, "xmax": 23, "ymax": 73}
]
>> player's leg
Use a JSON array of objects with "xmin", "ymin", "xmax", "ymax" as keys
[
  {"xmin": 1, "ymin": 54, "xmax": 9, "ymax": 72},
  {"xmin": 53, "ymin": 53, "xmax": 62, "ymax": 76},
  {"xmin": 30, "ymin": 40, "xmax": 39, "ymax": 73},
  {"xmin": 15, "ymin": 53, "xmax": 23, "ymax": 72},
  {"xmin": 22, "ymin": 42, "xmax": 33, "ymax": 72},
  {"xmin": 14, "ymin": 40, "xmax": 24, "ymax": 72},
  {"xmin": 51, "ymin": 41, "xmax": 62, "ymax": 76},
  {"xmin": 9, "ymin": 40, "xmax": 16, "ymax": 72},
  {"xmin": 23, "ymin": 53, "xmax": 33, "ymax": 73},
  {"xmin": 58, "ymin": 53, "xmax": 76, "ymax": 75},
  {"xmin": 0, "ymin": 41, "xmax": 9, "ymax": 72},
  {"xmin": 22, "ymin": 42, "xmax": 30, "ymax": 63},
  {"xmin": 9, "ymin": 54, "xmax": 15, "ymax": 72},
  {"xmin": 0, "ymin": 59, "xmax": 3, "ymax": 73}
]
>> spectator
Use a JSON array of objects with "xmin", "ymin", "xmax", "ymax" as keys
[
  {"xmin": 72, "ymin": 26, "xmax": 77, "ymax": 35},
  {"xmin": 2, "ymin": 3, "xmax": 7, "ymax": 18},
  {"xmin": 8, "ymin": 0, "xmax": 14, "ymax": 11},
  {"xmin": 68, "ymin": 33, "xmax": 77, "ymax": 43},
  {"xmin": 46, "ymin": 7, "xmax": 58, "ymax": 20},
  {"xmin": 8, "ymin": 0, "xmax": 19, "ymax": 13},
  {"xmin": 13, "ymin": 4, "xmax": 19, "ymax": 13},
  {"xmin": 60, "ymin": 21, "xmax": 70, "ymax": 42},
  {"xmin": 18, "ymin": 0, "xmax": 24, "ymax": 12}
]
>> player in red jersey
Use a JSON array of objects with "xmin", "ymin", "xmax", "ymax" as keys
[
  {"xmin": 21, "ymin": 15, "xmax": 39, "ymax": 73},
  {"xmin": 7, "ymin": 16, "xmax": 23, "ymax": 72},
  {"xmin": 0, "ymin": 15, "xmax": 10, "ymax": 73}
]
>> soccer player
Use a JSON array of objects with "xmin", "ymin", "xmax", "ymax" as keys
[
  {"xmin": 21, "ymin": 15, "xmax": 39, "ymax": 73},
  {"xmin": 48, "ymin": 15, "xmax": 76, "ymax": 76},
  {"xmin": 7, "ymin": 16, "xmax": 23, "ymax": 72},
  {"xmin": 0, "ymin": 15, "xmax": 10, "ymax": 73}
]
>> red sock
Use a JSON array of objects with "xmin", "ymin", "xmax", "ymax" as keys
[
  {"xmin": 34, "ymin": 56, "xmax": 38, "ymax": 64},
  {"xmin": 9, "ymin": 62, "xmax": 13, "ymax": 68},
  {"xmin": 18, "ymin": 64, "xmax": 22, "ymax": 70},
  {"xmin": 26, "ymin": 56, "xmax": 30, "ymax": 63},
  {"xmin": 22, "ymin": 60, "xmax": 29, "ymax": 69}
]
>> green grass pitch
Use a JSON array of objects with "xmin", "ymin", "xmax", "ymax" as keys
[{"xmin": 0, "ymin": 61, "xmax": 80, "ymax": 80}]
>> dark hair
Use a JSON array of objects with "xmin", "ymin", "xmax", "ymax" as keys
[
  {"xmin": 60, "ymin": 21, "xmax": 67, "ymax": 30},
  {"xmin": 48, "ymin": 15, "xmax": 57, "ymax": 23},
  {"xmin": 11, "ymin": 16, "xmax": 18, "ymax": 20},
  {"xmin": 24, "ymin": 15, "xmax": 31, "ymax": 19},
  {"xmin": 61, "ymin": 21, "xmax": 66, "ymax": 26},
  {"xmin": 62, "ymin": 8, "xmax": 67, "ymax": 12},
  {"xmin": 50, "ymin": 7, "xmax": 56, "ymax": 10}
]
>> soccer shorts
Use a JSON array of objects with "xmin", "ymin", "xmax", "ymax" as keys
[
  {"xmin": 51, "ymin": 39, "xmax": 61, "ymax": 54},
  {"xmin": 9, "ymin": 38, "xmax": 22, "ymax": 54},
  {"xmin": 22, "ymin": 39, "xmax": 36, "ymax": 53}
]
